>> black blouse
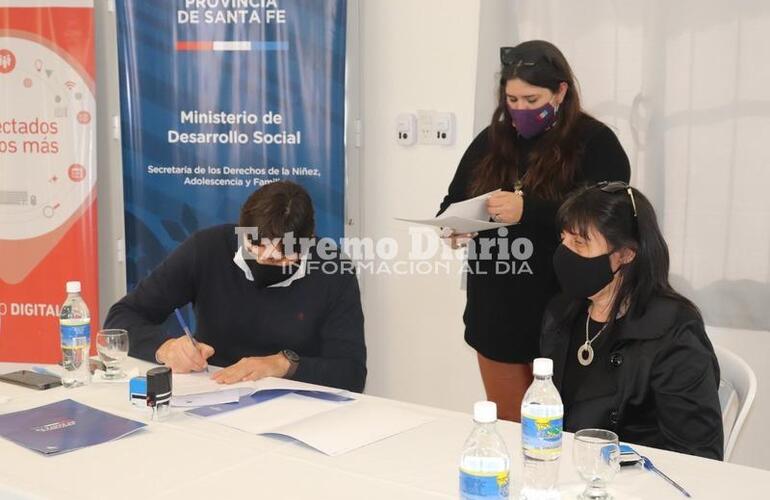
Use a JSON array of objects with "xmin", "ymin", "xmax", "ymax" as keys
[
  {"xmin": 438, "ymin": 114, "xmax": 631, "ymax": 363},
  {"xmin": 562, "ymin": 312, "xmax": 618, "ymax": 411}
]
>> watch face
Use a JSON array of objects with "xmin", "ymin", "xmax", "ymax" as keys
[{"xmin": 0, "ymin": 35, "xmax": 96, "ymax": 241}]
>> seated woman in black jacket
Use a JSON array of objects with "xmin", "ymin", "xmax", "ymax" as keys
[{"xmin": 541, "ymin": 181, "xmax": 723, "ymax": 460}]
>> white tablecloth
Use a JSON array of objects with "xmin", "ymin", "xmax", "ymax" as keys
[{"xmin": 1, "ymin": 360, "xmax": 768, "ymax": 499}]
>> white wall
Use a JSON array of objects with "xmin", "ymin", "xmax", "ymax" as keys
[
  {"xmin": 357, "ymin": 0, "xmax": 486, "ymax": 411},
  {"xmin": 473, "ymin": 0, "xmax": 518, "ymax": 133}
]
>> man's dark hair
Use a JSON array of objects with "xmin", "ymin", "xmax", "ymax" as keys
[{"xmin": 239, "ymin": 181, "xmax": 315, "ymax": 241}]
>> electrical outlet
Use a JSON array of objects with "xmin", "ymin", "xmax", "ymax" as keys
[
  {"xmin": 417, "ymin": 110, "xmax": 436, "ymax": 145},
  {"xmin": 396, "ymin": 113, "xmax": 417, "ymax": 146},
  {"xmin": 417, "ymin": 110, "xmax": 455, "ymax": 146},
  {"xmin": 434, "ymin": 112, "xmax": 455, "ymax": 146}
]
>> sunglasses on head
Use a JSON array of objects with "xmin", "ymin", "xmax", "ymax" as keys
[
  {"xmin": 500, "ymin": 47, "xmax": 537, "ymax": 67},
  {"xmin": 593, "ymin": 181, "xmax": 638, "ymax": 218}
]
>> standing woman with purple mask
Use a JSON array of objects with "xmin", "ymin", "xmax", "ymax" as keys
[{"xmin": 438, "ymin": 40, "xmax": 630, "ymax": 421}]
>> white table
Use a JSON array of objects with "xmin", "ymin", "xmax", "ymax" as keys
[{"xmin": 1, "ymin": 359, "xmax": 768, "ymax": 499}]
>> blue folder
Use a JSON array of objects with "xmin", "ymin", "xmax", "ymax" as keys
[
  {"xmin": 187, "ymin": 388, "xmax": 354, "ymax": 417},
  {"xmin": 0, "ymin": 399, "xmax": 146, "ymax": 455}
]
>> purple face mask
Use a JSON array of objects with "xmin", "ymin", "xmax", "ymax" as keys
[{"xmin": 508, "ymin": 102, "xmax": 558, "ymax": 139}]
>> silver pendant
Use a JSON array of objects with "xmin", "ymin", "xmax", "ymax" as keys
[{"xmin": 577, "ymin": 342, "xmax": 594, "ymax": 366}]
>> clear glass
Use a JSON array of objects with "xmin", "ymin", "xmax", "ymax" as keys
[
  {"xmin": 96, "ymin": 329, "xmax": 129, "ymax": 379},
  {"xmin": 573, "ymin": 429, "xmax": 620, "ymax": 500}
]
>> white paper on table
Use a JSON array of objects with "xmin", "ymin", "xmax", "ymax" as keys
[
  {"xmin": 269, "ymin": 399, "xmax": 436, "ymax": 456},
  {"xmin": 202, "ymin": 392, "xmax": 348, "ymax": 434},
  {"xmin": 171, "ymin": 388, "xmax": 241, "ymax": 407},
  {"xmin": 198, "ymin": 392, "xmax": 435, "ymax": 456},
  {"xmin": 172, "ymin": 373, "xmax": 349, "ymax": 399},
  {"xmin": 172, "ymin": 372, "xmax": 260, "ymax": 397},
  {"xmin": 250, "ymin": 377, "xmax": 350, "ymax": 394}
]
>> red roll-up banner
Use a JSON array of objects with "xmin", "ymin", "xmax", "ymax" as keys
[{"xmin": 0, "ymin": 0, "xmax": 97, "ymax": 362}]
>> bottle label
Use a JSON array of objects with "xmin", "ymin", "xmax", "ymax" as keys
[
  {"xmin": 60, "ymin": 324, "xmax": 90, "ymax": 346},
  {"xmin": 459, "ymin": 469, "xmax": 509, "ymax": 499},
  {"xmin": 522, "ymin": 414, "xmax": 563, "ymax": 454}
]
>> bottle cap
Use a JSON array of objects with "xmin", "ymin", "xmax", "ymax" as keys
[
  {"xmin": 66, "ymin": 281, "xmax": 81, "ymax": 293},
  {"xmin": 473, "ymin": 401, "xmax": 497, "ymax": 423},
  {"xmin": 533, "ymin": 357, "xmax": 553, "ymax": 377}
]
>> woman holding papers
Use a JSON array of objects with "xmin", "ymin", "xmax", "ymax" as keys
[
  {"xmin": 438, "ymin": 40, "xmax": 630, "ymax": 421},
  {"xmin": 540, "ymin": 183, "xmax": 723, "ymax": 459}
]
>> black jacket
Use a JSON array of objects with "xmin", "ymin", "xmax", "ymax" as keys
[
  {"xmin": 438, "ymin": 115, "xmax": 630, "ymax": 363},
  {"xmin": 104, "ymin": 224, "xmax": 367, "ymax": 393},
  {"xmin": 541, "ymin": 293, "xmax": 724, "ymax": 460}
]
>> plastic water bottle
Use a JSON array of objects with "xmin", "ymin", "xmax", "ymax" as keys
[
  {"xmin": 59, "ymin": 281, "xmax": 91, "ymax": 387},
  {"xmin": 520, "ymin": 358, "xmax": 563, "ymax": 500},
  {"xmin": 459, "ymin": 401, "xmax": 511, "ymax": 499}
]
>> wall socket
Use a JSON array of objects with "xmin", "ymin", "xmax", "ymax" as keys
[
  {"xmin": 396, "ymin": 113, "xmax": 417, "ymax": 146},
  {"xmin": 417, "ymin": 110, "xmax": 455, "ymax": 146}
]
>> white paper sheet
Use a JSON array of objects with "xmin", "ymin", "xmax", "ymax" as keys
[
  {"xmin": 172, "ymin": 373, "xmax": 347, "ymax": 398},
  {"xmin": 203, "ymin": 392, "xmax": 346, "ymax": 434},
  {"xmin": 269, "ymin": 399, "xmax": 436, "ymax": 456},
  {"xmin": 396, "ymin": 216, "xmax": 508, "ymax": 234},
  {"xmin": 172, "ymin": 372, "xmax": 261, "ymax": 397},
  {"xmin": 170, "ymin": 388, "xmax": 241, "ymax": 407},
  {"xmin": 396, "ymin": 189, "xmax": 509, "ymax": 233},
  {"xmin": 441, "ymin": 189, "xmax": 500, "ymax": 220},
  {"xmin": 197, "ymin": 393, "xmax": 435, "ymax": 456}
]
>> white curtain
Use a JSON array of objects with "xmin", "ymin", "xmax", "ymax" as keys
[{"xmin": 481, "ymin": 0, "xmax": 770, "ymax": 329}]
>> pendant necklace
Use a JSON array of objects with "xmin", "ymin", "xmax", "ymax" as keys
[{"xmin": 577, "ymin": 306, "xmax": 609, "ymax": 366}]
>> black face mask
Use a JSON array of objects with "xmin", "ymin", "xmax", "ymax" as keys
[
  {"xmin": 245, "ymin": 259, "xmax": 300, "ymax": 289},
  {"xmin": 552, "ymin": 244, "xmax": 617, "ymax": 299}
]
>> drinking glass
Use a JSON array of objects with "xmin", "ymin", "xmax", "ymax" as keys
[
  {"xmin": 96, "ymin": 329, "xmax": 129, "ymax": 379},
  {"xmin": 573, "ymin": 429, "xmax": 620, "ymax": 499}
]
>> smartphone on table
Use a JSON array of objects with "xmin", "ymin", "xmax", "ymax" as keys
[{"xmin": 0, "ymin": 370, "xmax": 62, "ymax": 390}]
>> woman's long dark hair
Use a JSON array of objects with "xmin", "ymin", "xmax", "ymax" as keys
[
  {"xmin": 470, "ymin": 40, "xmax": 586, "ymax": 201},
  {"xmin": 557, "ymin": 183, "xmax": 702, "ymax": 328}
]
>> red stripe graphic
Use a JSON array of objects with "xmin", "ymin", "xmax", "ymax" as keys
[{"xmin": 176, "ymin": 41, "xmax": 213, "ymax": 51}]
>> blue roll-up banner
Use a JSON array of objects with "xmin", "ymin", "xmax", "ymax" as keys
[{"xmin": 115, "ymin": 0, "xmax": 346, "ymax": 293}]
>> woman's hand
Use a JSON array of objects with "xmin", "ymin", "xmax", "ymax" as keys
[
  {"xmin": 440, "ymin": 229, "xmax": 478, "ymax": 249},
  {"xmin": 487, "ymin": 191, "xmax": 523, "ymax": 224}
]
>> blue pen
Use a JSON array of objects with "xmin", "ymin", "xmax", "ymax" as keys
[
  {"xmin": 642, "ymin": 456, "xmax": 691, "ymax": 497},
  {"xmin": 173, "ymin": 308, "xmax": 208, "ymax": 373}
]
